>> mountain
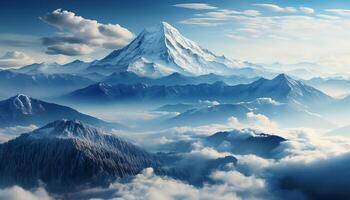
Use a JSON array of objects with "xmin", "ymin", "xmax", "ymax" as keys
[
  {"xmin": 65, "ymin": 81, "xmax": 231, "ymax": 103},
  {"xmin": 155, "ymin": 103, "xmax": 199, "ymax": 113},
  {"xmin": 10, "ymin": 22, "xmax": 271, "ymax": 79},
  {"xmin": 15, "ymin": 60, "xmax": 90, "ymax": 75},
  {"xmin": 0, "ymin": 94, "xmax": 120, "ymax": 129},
  {"xmin": 304, "ymin": 77, "xmax": 350, "ymax": 97},
  {"xmin": 65, "ymin": 74, "xmax": 333, "ymax": 107},
  {"xmin": 164, "ymin": 98, "xmax": 334, "ymax": 128},
  {"xmin": 238, "ymin": 74, "xmax": 333, "ymax": 106},
  {"xmin": 263, "ymin": 62, "xmax": 331, "ymax": 79},
  {"xmin": 0, "ymin": 120, "xmax": 159, "ymax": 192},
  {"xmin": 165, "ymin": 104, "xmax": 251, "ymax": 127},
  {"xmin": 158, "ymin": 154, "xmax": 237, "ymax": 186},
  {"xmin": 103, "ymin": 71, "xmax": 154, "ymax": 85},
  {"xmin": 205, "ymin": 129, "xmax": 286, "ymax": 158},
  {"xmin": 103, "ymin": 71, "xmax": 258, "ymax": 86},
  {"xmin": 15, "ymin": 62, "xmax": 62, "ymax": 74},
  {"xmin": 238, "ymin": 98, "xmax": 334, "ymax": 128},
  {"xmin": 88, "ymin": 22, "xmax": 263, "ymax": 77},
  {"xmin": 0, "ymin": 70, "xmax": 94, "ymax": 97}
]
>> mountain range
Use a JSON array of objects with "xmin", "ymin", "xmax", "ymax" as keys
[
  {"xmin": 0, "ymin": 70, "xmax": 93, "ymax": 97},
  {"xmin": 163, "ymin": 97, "xmax": 334, "ymax": 129},
  {"xmin": 102, "ymin": 71, "xmax": 258, "ymax": 86},
  {"xmin": 64, "ymin": 73, "xmax": 333, "ymax": 107},
  {"xmin": 304, "ymin": 77, "xmax": 350, "ymax": 97},
  {"xmin": 10, "ymin": 22, "xmax": 270, "ymax": 79},
  {"xmin": 15, "ymin": 60, "xmax": 89, "ymax": 75}
]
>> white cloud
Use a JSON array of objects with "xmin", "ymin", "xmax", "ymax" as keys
[
  {"xmin": 253, "ymin": 4, "xmax": 315, "ymax": 14},
  {"xmin": 326, "ymin": 9, "xmax": 350, "ymax": 16},
  {"xmin": 245, "ymin": 112, "xmax": 279, "ymax": 132},
  {"xmin": 173, "ymin": 3, "xmax": 217, "ymax": 10},
  {"xmin": 179, "ymin": 18, "xmax": 224, "ymax": 26},
  {"xmin": 243, "ymin": 9, "xmax": 261, "ymax": 17},
  {"xmin": 253, "ymin": 4, "xmax": 297, "ymax": 13},
  {"xmin": 40, "ymin": 9, "xmax": 134, "ymax": 56},
  {"xmin": 76, "ymin": 167, "xmax": 270, "ymax": 200},
  {"xmin": 0, "ymin": 51, "xmax": 34, "ymax": 68},
  {"xmin": 316, "ymin": 14, "xmax": 340, "ymax": 20},
  {"xmin": 0, "ymin": 125, "xmax": 37, "ymax": 143},
  {"xmin": 177, "ymin": 4, "xmax": 350, "ymax": 70},
  {"xmin": 180, "ymin": 9, "xmax": 260, "ymax": 26},
  {"xmin": 299, "ymin": 7, "xmax": 314, "ymax": 14},
  {"xmin": 210, "ymin": 170, "xmax": 265, "ymax": 191},
  {"xmin": 0, "ymin": 186, "xmax": 53, "ymax": 200},
  {"xmin": 219, "ymin": 14, "xmax": 350, "ymax": 70}
]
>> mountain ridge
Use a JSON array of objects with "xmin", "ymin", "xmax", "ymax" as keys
[
  {"xmin": 0, "ymin": 94, "xmax": 121, "ymax": 129},
  {"xmin": 65, "ymin": 73, "xmax": 333, "ymax": 107}
]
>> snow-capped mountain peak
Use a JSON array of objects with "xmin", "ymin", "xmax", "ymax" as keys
[
  {"xmin": 0, "ymin": 120, "xmax": 158, "ymax": 191},
  {"xmin": 31, "ymin": 119, "xmax": 105, "ymax": 140},
  {"xmin": 89, "ymin": 22, "xmax": 243, "ymax": 77},
  {"xmin": 271, "ymin": 73, "xmax": 299, "ymax": 87},
  {"xmin": 9, "ymin": 94, "xmax": 43, "ymax": 115}
]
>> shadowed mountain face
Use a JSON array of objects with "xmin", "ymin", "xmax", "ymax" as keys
[
  {"xmin": 205, "ymin": 129, "xmax": 286, "ymax": 158},
  {"xmin": 0, "ymin": 94, "xmax": 119, "ymax": 129},
  {"xmin": 0, "ymin": 120, "xmax": 159, "ymax": 192},
  {"xmin": 65, "ymin": 74, "xmax": 333, "ymax": 106}
]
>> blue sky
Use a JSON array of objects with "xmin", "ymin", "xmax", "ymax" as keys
[{"xmin": 1, "ymin": 0, "xmax": 350, "ymax": 72}]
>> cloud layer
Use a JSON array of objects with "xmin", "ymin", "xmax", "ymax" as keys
[
  {"xmin": 175, "ymin": 2, "xmax": 350, "ymax": 70},
  {"xmin": 40, "ymin": 9, "xmax": 134, "ymax": 56}
]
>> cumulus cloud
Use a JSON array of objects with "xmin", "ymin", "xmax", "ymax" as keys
[
  {"xmin": 210, "ymin": 170, "xmax": 265, "ymax": 191},
  {"xmin": 39, "ymin": 9, "xmax": 134, "ymax": 56},
  {"xmin": 0, "ymin": 186, "xmax": 53, "ymax": 200},
  {"xmin": 0, "ymin": 51, "xmax": 34, "ymax": 68},
  {"xmin": 246, "ymin": 112, "xmax": 278, "ymax": 131},
  {"xmin": 173, "ymin": 3, "xmax": 217, "ymax": 10},
  {"xmin": 73, "ymin": 167, "xmax": 270, "ymax": 200}
]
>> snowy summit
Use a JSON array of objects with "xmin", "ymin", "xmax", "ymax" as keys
[{"xmin": 89, "ymin": 22, "xmax": 243, "ymax": 77}]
